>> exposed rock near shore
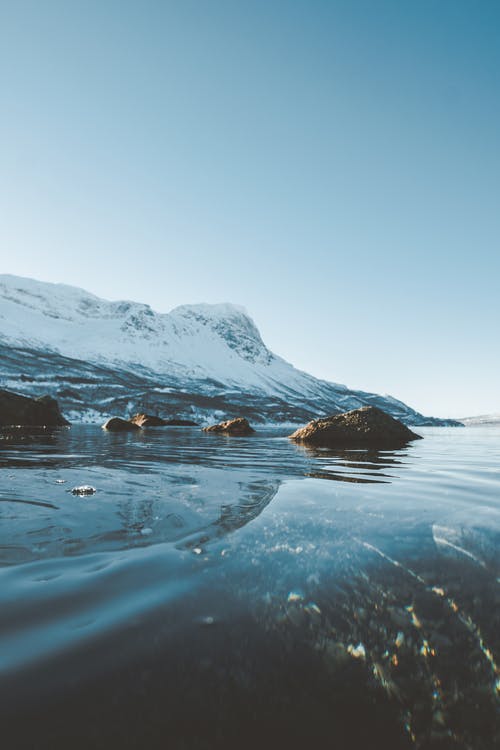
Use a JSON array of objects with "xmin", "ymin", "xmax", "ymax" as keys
[
  {"xmin": 203, "ymin": 417, "xmax": 255, "ymax": 436},
  {"xmin": 129, "ymin": 413, "xmax": 168, "ymax": 427},
  {"xmin": 0, "ymin": 389, "xmax": 69, "ymax": 427},
  {"xmin": 102, "ymin": 417, "xmax": 141, "ymax": 432},
  {"xmin": 163, "ymin": 419, "xmax": 198, "ymax": 426},
  {"xmin": 289, "ymin": 406, "xmax": 422, "ymax": 449},
  {"xmin": 129, "ymin": 413, "xmax": 198, "ymax": 427}
]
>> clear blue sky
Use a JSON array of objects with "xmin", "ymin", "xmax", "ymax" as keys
[{"xmin": 0, "ymin": 0, "xmax": 498, "ymax": 418}]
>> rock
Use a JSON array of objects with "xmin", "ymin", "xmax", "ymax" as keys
[
  {"xmin": 129, "ymin": 413, "xmax": 168, "ymax": 427},
  {"xmin": 0, "ymin": 389, "xmax": 69, "ymax": 427},
  {"xmin": 163, "ymin": 419, "xmax": 199, "ymax": 426},
  {"xmin": 289, "ymin": 406, "xmax": 421, "ymax": 449},
  {"xmin": 102, "ymin": 417, "xmax": 141, "ymax": 432},
  {"xmin": 129, "ymin": 414, "xmax": 199, "ymax": 427},
  {"xmin": 203, "ymin": 417, "xmax": 255, "ymax": 436},
  {"xmin": 71, "ymin": 485, "xmax": 97, "ymax": 496}
]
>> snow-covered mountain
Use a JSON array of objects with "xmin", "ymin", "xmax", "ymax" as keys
[
  {"xmin": 0, "ymin": 275, "xmax": 460, "ymax": 425},
  {"xmin": 460, "ymin": 414, "xmax": 500, "ymax": 426}
]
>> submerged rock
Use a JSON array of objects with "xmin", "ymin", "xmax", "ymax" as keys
[
  {"xmin": 203, "ymin": 417, "xmax": 255, "ymax": 436},
  {"xmin": 289, "ymin": 406, "xmax": 421, "ymax": 449},
  {"xmin": 0, "ymin": 389, "xmax": 69, "ymax": 427},
  {"xmin": 102, "ymin": 417, "xmax": 141, "ymax": 432}
]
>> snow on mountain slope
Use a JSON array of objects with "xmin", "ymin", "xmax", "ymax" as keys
[
  {"xmin": 460, "ymin": 414, "xmax": 500, "ymax": 425},
  {"xmin": 0, "ymin": 275, "xmax": 459, "ymax": 425},
  {"xmin": 0, "ymin": 275, "xmax": 308, "ymax": 390}
]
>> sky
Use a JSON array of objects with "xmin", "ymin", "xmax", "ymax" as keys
[{"xmin": 0, "ymin": 0, "xmax": 498, "ymax": 419}]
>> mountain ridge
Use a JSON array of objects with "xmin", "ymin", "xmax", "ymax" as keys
[
  {"xmin": 460, "ymin": 414, "xmax": 500, "ymax": 426},
  {"xmin": 0, "ymin": 274, "xmax": 461, "ymax": 426}
]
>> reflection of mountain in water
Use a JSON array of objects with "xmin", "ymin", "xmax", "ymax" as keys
[
  {"xmin": 0, "ymin": 473, "xmax": 281, "ymax": 567},
  {"xmin": 177, "ymin": 480, "xmax": 280, "ymax": 552},
  {"xmin": 0, "ymin": 426, "xmax": 419, "ymax": 564},
  {"xmin": 0, "ymin": 425, "xmax": 499, "ymax": 748}
]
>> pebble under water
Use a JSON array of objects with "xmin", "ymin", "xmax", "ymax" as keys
[{"xmin": 0, "ymin": 424, "xmax": 499, "ymax": 749}]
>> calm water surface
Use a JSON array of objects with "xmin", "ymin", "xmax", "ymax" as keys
[{"xmin": 0, "ymin": 425, "xmax": 499, "ymax": 749}]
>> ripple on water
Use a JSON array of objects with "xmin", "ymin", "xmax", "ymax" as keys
[{"xmin": 0, "ymin": 425, "xmax": 498, "ymax": 748}]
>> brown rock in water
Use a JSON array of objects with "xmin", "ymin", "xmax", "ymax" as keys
[
  {"xmin": 129, "ymin": 414, "xmax": 199, "ymax": 427},
  {"xmin": 203, "ymin": 417, "xmax": 255, "ymax": 436},
  {"xmin": 129, "ymin": 413, "xmax": 168, "ymax": 427},
  {"xmin": 0, "ymin": 389, "xmax": 69, "ymax": 427},
  {"xmin": 102, "ymin": 417, "xmax": 141, "ymax": 432},
  {"xmin": 163, "ymin": 419, "xmax": 199, "ymax": 426},
  {"xmin": 289, "ymin": 406, "xmax": 421, "ymax": 449}
]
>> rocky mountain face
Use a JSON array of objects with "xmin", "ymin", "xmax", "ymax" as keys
[
  {"xmin": 0, "ymin": 275, "xmax": 461, "ymax": 426},
  {"xmin": 0, "ymin": 389, "xmax": 69, "ymax": 427}
]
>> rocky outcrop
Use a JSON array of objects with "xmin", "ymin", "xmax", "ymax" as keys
[
  {"xmin": 289, "ymin": 406, "xmax": 422, "ymax": 449},
  {"xmin": 129, "ymin": 413, "xmax": 168, "ymax": 427},
  {"xmin": 163, "ymin": 419, "xmax": 198, "ymax": 426},
  {"xmin": 102, "ymin": 417, "xmax": 141, "ymax": 432},
  {"xmin": 0, "ymin": 389, "xmax": 69, "ymax": 427},
  {"xmin": 129, "ymin": 414, "xmax": 199, "ymax": 427},
  {"xmin": 203, "ymin": 417, "xmax": 255, "ymax": 436}
]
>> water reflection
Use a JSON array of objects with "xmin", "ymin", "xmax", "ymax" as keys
[
  {"xmin": 293, "ymin": 443, "xmax": 408, "ymax": 483},
  {"xmin": 0, "ymin": 426, "xmax": 415, "ymax": 564},
  {"xmin": 0, "ymin": 424, "xmax": 411, "ymax": 480},
  {"xmin": 0, "ymin": 426, "xmax": 499, "ymax": 748},
  {"xmin": 178, "ymin": 480, "xmax": 280, "ymax": 551}
]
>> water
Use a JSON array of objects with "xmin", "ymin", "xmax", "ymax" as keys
[{"xmin": 0, "ymin": 425, "xmax": 499, "ymax": 749}]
